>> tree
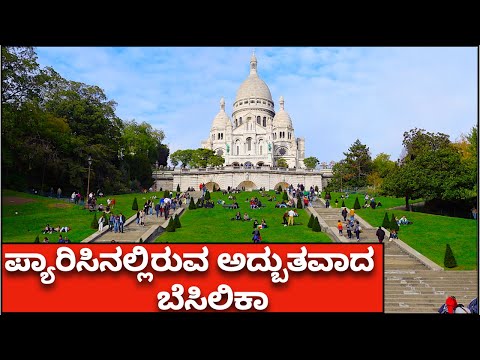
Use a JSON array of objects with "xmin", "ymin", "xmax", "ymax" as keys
[
  {"xmin": 343, "ymin": 139, "xmax": 373, "ymax": 188},
  {"xmin": 297, "ymin": 197, "xmax": 303, "ymax": 209},
  {"xmin": 34, "ymin": 235, "xmax": 40, "ymax": 243},
  {"xmin": 277, "ymin": 158, "xmax": 288, "ymax": 168},
  {"xmin": 312, "ymin": 217, "xmax": 321, "ymax": 232},
  {"xmin": 205, "ymin": 190, "xmax": 211, "ymax": 201},
  {"xmin": 170, "ymin": 149, "xmax": 194, "ymax": 168},
  {"xmin": 303, "ymin": 156, "xmax": 319, "ymax": 169},
  {"xmin": 341, "ymin": 200, "xmax": 346, "ymax": 208},
  {"xmin": 308, "ymin": 214, "xmax": 314, "ymax": 228},
  {"xmin": 189, "ymin": 198, "xmax": 197, "ymax": 210},
  {"xmin": 132, "ymin": 197, "xmax": 138, "ymax": 210},
  {"xmin": 444, "ymin": 244, "xmax": 457, "ymax": 268},
  {"xmin": 282, "ymin": 191, "xmax": 289, "ymax": 201},
  {"xmin": 353, "ymin": 197, "xmax": 361, "ymax": 210},
  {"xmin": 382, "ymin": 212, "xmax": 390, "ymax": 228},
  {"xmin": 190, "ymin": 148, "xmax": 217, "ymax": 168}
]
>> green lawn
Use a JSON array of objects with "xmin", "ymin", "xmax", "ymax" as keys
[
  {"xmin": 1, "ymin": 189, "xmax": 168, "ymax": 243},
  {"xmin": 321, "ymin": 191, "xmax": 422, "ymax": 210},
  {"xmin": 356, "ymin": 207, "xmax": 478, "ymax": 270},
  {"xmin": 156, "ymin": 190, "xmax": 332, "ymax": 243}
]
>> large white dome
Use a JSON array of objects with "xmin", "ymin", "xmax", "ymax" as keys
[{"xmin": 235, "ymin": 53, "xmax": 273, "ymax": 103}]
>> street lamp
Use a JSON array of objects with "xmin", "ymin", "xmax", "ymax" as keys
[{"xmin": 86, "ymin": 155, "xmax": 92, "ymax": 209}]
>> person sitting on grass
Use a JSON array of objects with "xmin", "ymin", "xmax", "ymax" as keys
[
  {"xmin": 231, "ymin": 211, "xmax": 242, "ymax": 221},
  {"xmin": 243, "ymin": 212, "xmax": 251, "ymax": 221},
  {"xmin": 398, "ymin": 215, "xmax": 412, "ymax": 225},
  {"xmin": 43, "ymin": 236, "xmax": 49, "ymax": 243},
  {"xmin": 253, "ymin": 219, "xmax": 259, "ymax": 228},
  {"xmin": 389, "ymin": 229, "xmax": 398, "ymax": 241},
  {"xmin": 261, "ymin": 219, "xmax": 268, "ymax": 228}
]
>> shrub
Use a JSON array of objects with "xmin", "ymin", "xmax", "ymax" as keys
[
  {"xmin": 164, "ymin": 190, "xmax": 170, "ymax": 199},
  {"xmin": 342, "ymin": 200, "xmax": 346, "ymax": 207},
  {"xmin": 205, "ymin": 190, "xmax": 211, "ymax": 201},
  {"xmin": 188, "ymin": 198, "xmax": 197, "ymax": 210},
  {"xmin": 34, "ymin": 235, "xmax": 40, "ymax": 243},
  {"xmin": 382, "ymin": 212, "xmax": 390, "ymax": 228},
  {"xmin": 297, "ymin": 198, "xmax": 303, "ymax": 209},
  {"xmin": 174, "ymin": 214, "xmax": 181, "ymax": 228},
  {"xmin": 282, "ymin": 191, "xmax": 289, "ymax": 201},
  {"xmin": 132, "ymin": 197, "xmax": 138, "ymax": 211},
  {"xmin": 91, "ymin": 212, "xmax": 98, "ymax": 229},
  {"xmin": 307, "ymin": 214, "xmax": 314, "ymax": 228},
  {"xmin": 312, "ymin": 217, "xmax": 321, "ymax": 232},
  {"xmin": 166, "ymin": 217, "xmax": 176, "ymax": 232},
  {"xmin": 353, "ymin": 197, "xmax": 361, "ymax": 210},
  {"xmin": 176, "ymin": 184, "xmax": 180, "ymax": 192},
  {"xmin": 444, "ymin": 244, "xmax": 457, "ymax": 268},
  {"xmin": 390, "ymin": 213, "xmax": 399, "ymax": 232}
]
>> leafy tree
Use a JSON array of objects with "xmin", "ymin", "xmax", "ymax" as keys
[
  {"xmin": 382, "ymin": 212, "xmax": 390, "ymax": 228},
  {"xmin": 344, "ymin": 139, "xmax": 373, "ymax": 188},
  {"xmin": 353, "ymin": 197, "xmax": 361, "ymax": 210},
  {"xmin": 190, "ymin": 148, "xmax": 216, "ymax": 168},
  {"xmin": 170, "ymin": 149, "xmax": 194, "ymax": 168},
  {"xmin": 308, "ymin": 214, "xmax": 314, "ymax": 228},
  {"xmin": 444, "ymin": 244, "xmax": 457, "ymax": 268},
  {"xmin": 156, "ymin": 143, "xmax": 170, "ymax": 167},
  {"xmin": 277, "ymin": 158, "xmax": 288, "ymax": 168},
  {"xmin": 304, "ymin": 156, "xmax": 319, "ymax": 169},
  {"xmin": 132, "ymin": 197, "xmax": 138, "ymax": 210},
  {"xmin": 312, "ymin": 217, "xmax": 321, "ymax": 232}
]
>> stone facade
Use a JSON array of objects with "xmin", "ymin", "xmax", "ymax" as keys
[
  {"xmin": 153, "ymin": 168, "xmax": 332, "ymax": 192},
  {"xmin": 201, "ymin": 53, "xmax": 305, "ymax": 169}
]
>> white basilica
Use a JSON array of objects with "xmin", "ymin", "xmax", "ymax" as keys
[{"xmin": 201, "ymin": 53, "xmax": 305, "ymax": 169}]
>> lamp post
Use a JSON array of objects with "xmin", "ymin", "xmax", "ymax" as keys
[{"xmin": 86, "ymin": 155, "xmax": 92, "ymax": 209}]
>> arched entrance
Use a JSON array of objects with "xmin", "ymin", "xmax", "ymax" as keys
[
  {"xmin": 256, "ymin": 161, "xmax": 265, "ymax": 167},
  {"xmin": 274, "ymin": 181, "xmax": 289, "ymax": 191},
  {"xmin": 205, "ymin": 181, "xmax": 221, "ymax": 192},
  {"xmin": 237, "ymin": 180, "xmax": 257, "ymax": 191}
]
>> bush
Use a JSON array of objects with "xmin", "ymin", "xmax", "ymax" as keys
[
  {"xmin": 166, "ymin": 217, "xmax": 176, "ymax": 232},
  {"xmin": 307, "ymin": 214, "xmax": 314, "ymax": 228},
  {"xmin": 341, "ymin": 200, "xmax": 346, "ymax": 208},
  {"xmin": 390, "ymin": 213, "xmax": 399, "ymax": 232},
  {"xmin": 444, "ymin": 244, "xmax": 457, "ymax": 268},
  {"xmin": 205, "ymin": 190, "xmax": 211, "ymax": 201},
  {"xmin": 91, "ymin": 212, "xmax": 98, "ymax": 229},
  {"xmin": 382, "ymin": 212, "xmax": 390, "ymax": 229},
  {"xmin": 164, "ymin": 190, "xmax": 170, "ymax": 199},
  {"xmin": 188, "ymin": 198, "xmax": 197, "ymax": 210},
  {"xmin": 174, "ymin": 214, "xmax": 181, "ymax": 228},
  {"xmin": 282, "ymin": 191, "xmax": 289, "ymax": 201},
  {"xmin": 312, "ymin": 217, "xmax": 321, "ymax": 232},
  {"xmin": 132, "ymin": 197, "xmax": 138, "ymax": 211},
  {"xmin": 176, "ymin": 184, "xmax": 180, "ymax": 192},
  {"xmin": 353, "ymin": 197, "xmax": 361, "ymax": 210},
  {"xmin": 34, "ymin": 235, "xmax": 40, "ymax": 243},
  {"xmin": 297, "ymin": 198, "xmax": 303, "ymax": 209}
]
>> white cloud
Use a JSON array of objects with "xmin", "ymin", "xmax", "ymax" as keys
[{"xmin": 36, "ymin": 46, "xmax": 477, "ymax": 163}]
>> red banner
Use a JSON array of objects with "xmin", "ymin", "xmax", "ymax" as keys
[{"xmin": 2, "ymin": 244, "xmax": 383, "ymax": 312}]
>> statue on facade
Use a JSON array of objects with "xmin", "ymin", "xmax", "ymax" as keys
[{"xmin": 226, "ymin": 144, "xmax": 230, "ymax": 153}]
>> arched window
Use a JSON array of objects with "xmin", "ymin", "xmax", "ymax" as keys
[
  {"xmin": 235, "ymin": 119, "xmax": 238, "ymax": 127},
  {"xmin": 239, "ymin": 117, "xmax": 242, "ymax": 125},
  {"xmin": 212, "ymin": 134, "xmax": 214, "ymax": 141},
  {"xmin": 235, "ymin": 140, "xmax": 241, "ymax": 155},
  {"xmin": 263, "ymin": 117, "xmax": 266, "ymax": 127},
  {"xmin": 246, "ymin": 137, "xmax": 252, "ymax": 151},
  {"xmin": 257, "ymin": 116, "xmax": 261, "ymax": 124}
]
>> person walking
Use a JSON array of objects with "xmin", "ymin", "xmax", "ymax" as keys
[
  {"xmin": 98, "ymin": 214, "xmax": 105, "ymax": 232},
  {"xmin": 375, "ymin": 226, "xmax": 386, "ymax": 243},
  {"xmin": 354, "ymin": 220, "xmax": 361, "ymax": 241},
  {"xmin": 287, "ymin": 209, "xmax": 295, "ymax": 226},
  {"xmin": 346, "ymin": 221, "xmax": 352, "ymax": 239},
  {"xmin": 337, "ymin": 220, "xmax": 343, "ymax": 236},
  {"xmin": 341, "ymin": 207, "xmax": 348, "ymax": 221}
]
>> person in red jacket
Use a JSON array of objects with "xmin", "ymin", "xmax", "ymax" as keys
[{"xmin": 446, "ymin": 296, "xmax": 458, "ymax": 313}]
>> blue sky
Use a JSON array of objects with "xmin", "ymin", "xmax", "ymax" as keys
[{"xmin": 35, "ymin": 47, "xmax": 477, "ymax": 164}]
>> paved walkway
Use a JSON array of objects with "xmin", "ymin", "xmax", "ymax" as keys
[{"xmin": 81, "ymin": 206, "xmax": 185, "ymax": 243}]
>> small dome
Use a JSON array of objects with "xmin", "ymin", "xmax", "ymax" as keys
[
  {"xmin": 211, "ymin": 97, "xmax": 232, "ymax": 129},
  {"xmin": 235, "ymin": 53, "xmax": 273, "ymax": 103},
  {"xmin": 273, "ymin": 96, "xmax": 292, "ymax": 128}
]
